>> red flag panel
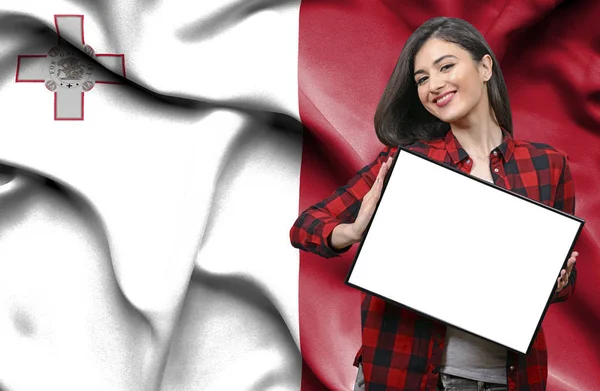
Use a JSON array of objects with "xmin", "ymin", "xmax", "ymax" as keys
[{"xmin": 298, "ymin": 1, "xmax": 600, "ymax": 390}]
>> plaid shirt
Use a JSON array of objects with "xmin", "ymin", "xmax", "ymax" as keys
[{"xmin": 290, "ymin": 129, "xmax": 577, "ymax": 391}]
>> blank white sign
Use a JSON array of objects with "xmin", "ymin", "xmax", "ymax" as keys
[{"xmin": 346, "ymin": 148, "xmax": 584, "ymax": 354}]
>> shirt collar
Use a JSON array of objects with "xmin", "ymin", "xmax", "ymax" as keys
[
  {"xmin": 443, "ymin": 127, "xmax": 514, "ymax": 164},
  {"xmin": 496, "ymin": 128, "xmax": 515, "ymax": 163}
]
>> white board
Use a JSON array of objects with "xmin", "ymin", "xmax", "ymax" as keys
[{"xmin": 346, "ymin": 148, "xmax": 584, "ymax": 355}]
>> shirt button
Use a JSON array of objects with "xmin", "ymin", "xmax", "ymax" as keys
[
  {"xmin": 466, "ymin": 159, "xmax": 471, "ymax": 164},
  {"xmin": 509, "ymin": 365, "xmax": 515, "ymax": 371},
  {"xmin": 493, "ymin": 151, "xmax": 498, "ymax": 156},
  {"xmin": 494, "ymin": 168, "xmax": 499, "ymax": 173}
]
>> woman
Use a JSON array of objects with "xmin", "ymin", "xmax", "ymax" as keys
[{"xmin": 289, "ymin": 17, "xmax": 579, "ymax": 391}]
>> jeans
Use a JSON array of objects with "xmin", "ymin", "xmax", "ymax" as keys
[
  {"xmin": 437, "ymin": 373, "xmax": 508, "ymax": 390},
  {"xmin": 353, "ymin": 364, "xmax": 508, "ymax": 391}
]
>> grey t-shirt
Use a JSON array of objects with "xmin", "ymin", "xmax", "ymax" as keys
[{"xmin": 439, "ymin": 326, "xmax": 507, "ymax": 385}]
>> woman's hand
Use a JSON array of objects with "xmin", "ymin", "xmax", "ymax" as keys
[
  {"xmin": 556, "ymin": 251, "xmax": 578, "ymax": 292},
  {"xmin": 329, "ymin": 157, "xmax": 394, "ymax": 250},
  {"xmin": 349, "ymin": 156, "xmax": 394, "ymax": 240}
]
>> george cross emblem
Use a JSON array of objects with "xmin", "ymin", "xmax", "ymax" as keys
[{"xmin": 15, "ymin": 15, "xmax": 126, "ymax": 120}]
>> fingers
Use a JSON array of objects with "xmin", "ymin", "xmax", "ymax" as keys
[
  {"xmin": 556, "ymin": 271, "xmax": 567, "ymax": 292},
  {"xmin": 377, "ymin": 157, "xmax": 393, "ymax": 179},
  {"xmin": 556, "ymin": 268, "xmax": 570, "ymax": 292},
  {"xmin": 368, "ymin": 157, "xmax": 393, "ymax": 196},
  {"xmin": 385, "ymin": 156, "xmax": 394, "ymax": 170},
  {"xmin": 364, "ymin": 156, "xmax": 395, "ymax": 206},
  {"xmin": 354, "ymin": 157, "xmax": 394, "ymax": 238},
  {"xmin": 557, "ymin": 250, "xmax": 580, "ymax": 292},
  {"xmin": 362, "ymin": 157, "xmax": 394, "ymax": 213},
  {"xmin": 376, "ymin": 157, "xmax": 393, "ymax": 184},
  {"xmin": 564, "ymin": 251, "xmax": 578, "ymax": 276}
]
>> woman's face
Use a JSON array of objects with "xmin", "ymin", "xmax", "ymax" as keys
[{"xmin": 413, "ymin": 38, "xmax": 491, "ymax": 124}]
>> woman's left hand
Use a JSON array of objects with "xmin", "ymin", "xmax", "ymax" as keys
[{"xmin": 556, "ymin": 251, "xmax": 578, "ymax": 292}]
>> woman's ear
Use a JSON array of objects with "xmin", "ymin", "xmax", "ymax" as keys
[{"xmin": 481, "ymin": 54, "xmax": 493, "ymax": 82}]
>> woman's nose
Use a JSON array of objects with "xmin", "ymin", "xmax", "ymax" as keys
[{"xmin": 429, "ymin": 73, "xmax": 446, "ymax": 93}]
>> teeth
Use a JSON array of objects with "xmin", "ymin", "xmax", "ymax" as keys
[{"xmin": 437, "ymin": 93, "xmax": 454, "ymax": 103}]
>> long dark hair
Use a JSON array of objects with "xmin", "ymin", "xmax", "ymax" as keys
[{"xmin": 374, "ymin": 17, "xmax": 512, "ymax": 147}]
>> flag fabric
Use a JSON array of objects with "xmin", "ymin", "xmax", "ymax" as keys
[
  {"xmin": 0, "ymin": 1, "xmax": 598, "ymax": 391},
  {"xmin": 0, "ymin": 2, "xmax": 303, "ymax": 391}
]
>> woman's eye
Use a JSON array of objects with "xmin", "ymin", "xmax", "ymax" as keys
[
  {"xmin": 416, "ymin": 76, "xmax": 428, "ymax": 85},
  {"xmin": 441, "ymin": 63, "xmax": 455, "ymax": 72}
]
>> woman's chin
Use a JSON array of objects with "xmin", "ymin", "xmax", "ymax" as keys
[
  {"xmin": 438, "ymin": 110, "xmax": 466, "ymax": 124},
  {"xmin": 428, "ymin": 104, "xmax": 467, "ymax": 124}
]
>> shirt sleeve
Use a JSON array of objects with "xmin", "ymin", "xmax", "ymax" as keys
[
  {"xmin": 289, "ymin": 146, "xmax": 397, "ymax": 259},
  {"xmin": 551, "ymin": 154, "xmax": 577, "ymax": 304}
]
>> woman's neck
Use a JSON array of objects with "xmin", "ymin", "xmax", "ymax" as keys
[{"xmin": 450, "ymin": 113, "xmax": 503, "ymax": 159}]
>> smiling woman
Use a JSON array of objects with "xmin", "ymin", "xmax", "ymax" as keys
[
  {"xmin": 415, "ymin": 42, "xmax": 489, "ymax": 123},
  {"xmin": 374, "ymin": 17, "xmax": 512, "ymax": 149},
  {"xmin": 290, "ymin": 16, "xmax": 579, "ymax": 391}
]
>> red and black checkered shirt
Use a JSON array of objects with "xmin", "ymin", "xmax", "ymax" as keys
[{"xmin": 290, "ymin": 129, "xmax": 577, "ymax": 391}]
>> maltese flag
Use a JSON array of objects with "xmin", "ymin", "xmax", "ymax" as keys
[{"xmin": 0, "ymin": 1, "xmax": 598, "ymax": 390}]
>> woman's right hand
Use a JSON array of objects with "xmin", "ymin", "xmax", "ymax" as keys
[
  {"xmin": 330, "ymin": 156, "xmax": 394, "ymax": 249},
  {"xmin": 350, "ymin": 156, "xmax": 394, "ymax": 239}
]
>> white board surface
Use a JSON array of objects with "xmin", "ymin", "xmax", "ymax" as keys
[{"xmin": 346, "ymin": 149, "xmax": 583, "ymax": 354}]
